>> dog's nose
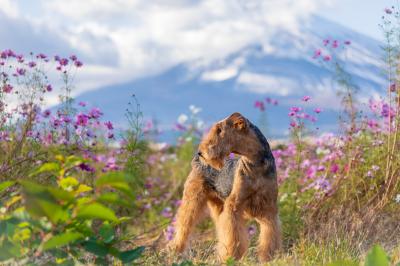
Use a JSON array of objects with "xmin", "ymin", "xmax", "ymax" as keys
[{"xmin": 197, "ymin": 152, "xmax": 202, "ymax": 157}]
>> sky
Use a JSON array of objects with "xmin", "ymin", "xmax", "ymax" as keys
[{"xmin": 0, "ymin": 0, "xmax": 396, "ymax": 102}]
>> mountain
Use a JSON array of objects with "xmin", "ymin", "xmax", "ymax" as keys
[{"xmin": 75, "ymin": 15, "xmax": 385, "ymax": 141}]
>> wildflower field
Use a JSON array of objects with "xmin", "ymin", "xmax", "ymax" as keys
[{"xmin": 1, "ymin": 6, "xmax": 400, "ymax": 266}]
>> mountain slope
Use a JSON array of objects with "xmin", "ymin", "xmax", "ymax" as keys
[{"xmin": 75, "ymin": 15, "xmax": 385, "ymax": 139}]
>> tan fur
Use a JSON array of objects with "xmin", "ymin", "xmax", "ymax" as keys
[{"xmin": 169, "ymin": 113, "xmax": 282, "ymax": 263}]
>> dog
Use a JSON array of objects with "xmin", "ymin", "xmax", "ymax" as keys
[{"xmin": 169, "ymin": 112, "xmax": 281, "ymax": 262}]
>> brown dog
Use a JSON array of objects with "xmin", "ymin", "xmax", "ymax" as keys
[{"xmin": 169, "ymin": 112, "xmax": 281, "ymax": 262}]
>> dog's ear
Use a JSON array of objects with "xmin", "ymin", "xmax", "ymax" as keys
[{"xmin": 229, "ymin": 112, "xmax": 248, "ymax": 131}]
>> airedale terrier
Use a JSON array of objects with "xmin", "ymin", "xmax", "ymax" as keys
[{"xmin": 169, "ymin": 112, "xmax": 281, "ymax": 262}]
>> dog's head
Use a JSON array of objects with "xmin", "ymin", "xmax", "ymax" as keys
[{"xmin": 198, "ymin": 112, "xmax": 249, "ymax": 170}]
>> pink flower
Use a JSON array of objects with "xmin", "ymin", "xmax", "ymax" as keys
[
  {"xmin": 290, "ymin": 121, "xmax": 297, "ymax": 128},
  {"xmin": 302, "ymin": 96, "xmax": 311, "ymax": 102},
  {"xmin": 390, "ymin": 83, "xmax": 396, "ymax": 92},
  {"xmin": 16, "ymin": 68, "xmax": 26, "ymax": 76},
  {"xmin": 384, "ymin": 8, "xmax": 393, "ymax": 14},
  {"xmin": 314, "ymin": 108, "xmax": 322, "ymax": 114},
  {"xmin": 75, "ymin": 113, "xmax": 89, "ymax": 126},
  {"xmin": 2, "ymin": 84, "xmax": 12, "ymax": 93},
  {"xmin": 332, "ymin": 40, "xmax": 339, "ymax": 48},
  {"xmin": 313, "ymin": 49, "xmax": 322, "ymax": 58},
  {"xmin": 36, "ymin": 53, "xmax": 47, "ymax": 59},
  {"xmin": 69, "ymin": 55, "xmax": 77, "ymax": 61},
  {"xmin": 330, "ymin": 164, "xmax": 339, "ymax": 174},
  {"xmin": 290, "ymin": 106, "xmax": 301, "ymax": 113},
  {"xmin": 323, "ymin": 39, "xmax": 330, "ymax": 46},
  {"xmin": 104, "ymin": 121, "xmax": 113, "ymax": 130},
  {"xmin": 88, "ymin": 107, "xmax": 103, "ymax": 119},
  {"xmin": 254, "ymin": 100, "xmax": 265, "ymax": 111},
  {"xmin": 74, "ymin": 60, "xmax": 83, "ymax": 67},
  {"xmin": 78, "ymin": 101, "xmax": 87, "ymax": 107},
  {"xmin": 323, "ymin": 55, "xmax": 331, "ymax": 61},
  {"xmin": 59, "ymin": 58, "xmax": 69, "ymax": 66}
]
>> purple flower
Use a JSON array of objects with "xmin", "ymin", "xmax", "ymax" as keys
[
  {"xmin": 332, "ymin": 40, "xmax": 339, "ymax": 48},
  {"xmin": 2, "ymin": 84, "xmax": 12, "ymax": 93},
  {"xmin": 314, "ymin": 108, "xmax": 322, "ymax": 114},
  {"xmin": 16, "ymin": 68, "xmax": 26, "ymax": 76},
  {"xmin": 165, "ymin": 225, "xmax": 175, "ymax": 241},
  {"xmin": 59, "ymin": 58, "xmax": 69, "ymax": 66},
  {"xmin": 302, "ymin": 96, "xmax": 311, "ymax": 102},
  {"xmin": 46, "ymin": 84, "xmax": 52, "ymax": 92},
  {"xmin": 42, "ymin": 110, "xmax": 51, "ymax": 118},
  {"xmin": 78, "ymin": 163, "xmax": 95, "ymax": 173},
  {"xmin": 104, "ymin": 121, "xmax": 113, "ymax": 130},
  {"xmin": 390, "ymin": 83, "xmax": 396, "ymax": 92},
  {"xmin": 323, "ymin": 55, "xmax": 331, "ymax": 61},
  {"xmin": 107, "ymin": 132, "xmax": 114, "ymax": 139},
  {"xmin": 313, "ymin": 49, "xmax": 322, "ymax": 59},
  {"xmin": 344, "ymin": 40, "xmax": 351, "ymax": 45},
  {"xmin": 78, "ymin": 101, "xmax": 87, "ymax": 107},
  {"xmin": 161, "ymin": 207, "xmax": 173, "ymax": 218},
  {"xmin": 290, "ymin": 106, "xmax": 301, "ymax": 113},
  {"xmin": 69, "ymin": 55, "xmax": 77, "ymax": 61},
  {"xmin": 254, "ymin": 100, "xmax": 265, "ymax": 111},
  {"xmin": 384, "ymin": 8, "xmax": 393, "ymax": 14},
  {"xmin": 36, "ymin": 53, "xmax": 47, "ymax": 59},
  {"xmin": 28, "ymin": 61, "xmax": 36, "ymax": 68},
  {"xmin": 88, "ymin": 107, "xmax": 103, "ymax": 119},
  {"xmin": 75, "ymin": 113, "xmax": 89, "ymax": 126},
  {"xmin": 74, "ymin": 60, "xmax": 83, "ymax": 67}
]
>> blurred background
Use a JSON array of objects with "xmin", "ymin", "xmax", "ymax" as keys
[{"xmin": 0, "ymin": 0, "xmax": 395, "ymax": 139}]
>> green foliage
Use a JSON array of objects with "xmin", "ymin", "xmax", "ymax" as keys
[
  {"xmin": 365, "ymin": 245, "xmax": 390, "ymax": 266},
  {"xmin": 0, "ymin": 155, "xmax": 143, "ymax": 264}
]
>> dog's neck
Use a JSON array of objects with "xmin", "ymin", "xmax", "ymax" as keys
[{"xmin": 234, "ymin": 122, "xmax": 273, "ymax": 166}]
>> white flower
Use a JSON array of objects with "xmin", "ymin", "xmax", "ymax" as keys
[
  {"xmin": 177, "ymin": 114, "xmax": 188, "ymax": 124},
  {"xmin": 395, "ymin": 194, "xmax": 400, "ymax": 204},
  {"xmin": 371, "ymin": 165, "xmax": 380, "ymax": 171},
  {"xmin": 197, "ymin": 120, "xmax": 204, "ymax": 129},
  {"xmin": 189, "ymin": 105, "xmax": 201, "ymax": 114}
]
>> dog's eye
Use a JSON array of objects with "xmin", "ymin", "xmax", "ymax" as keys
[{"xmin": 216, "ymin": 127, "xmax": 222, "ymax": 135}]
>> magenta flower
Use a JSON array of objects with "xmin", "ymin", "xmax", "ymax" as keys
[
  {"xmin": 384, "ymin": 8, "xmax": 393, "ymax": 14},
  {"xmin": 2, "ymin": 84, "xmax": 13, "ymax": 93},
  {"xmin": 88, "ymin": 107, "xmax": 103, "ymax": 119},
  {"xmin": 323, "ymin": 39, "xmax": 330, "ymax": 46},
  {"xmin": 290, "ymin": 121, "xmax": 297, "ymax": 128},
  {"xmin": 78, "ymin": 101, "xmax": 87, "ymax": 107},
  {"xmin": 75, "ymin": 113, "xmax": 89, "ymax": 126},
  {"xmin": 74, "ymin": 60, "xmax": 83, "ymax": 67},
  {"xmin": 332, "ymin": 40, "xmax": 339, "ymax": 48},
  {"xmin": 36, "ymin": 53, "xmax": 47, "ymax": 59},
  {"xmin": 16, "ymin": 54, "xmax": 24, "ymax": 63},
  {"xmin": 254, "ymin": 100, "xmax": 265, "ymax": 111},
  {"xmin": 107, "ymin": 132, "xmax": 114, "ymax": 139},
  {"xmin": 59, "ymin": 58, "xmax": 69, "ymax": 66},
  {"xmin": 290, "ymin": 106, "xmax": 301, "ymax": 113},
  {"xmin": 314, "ymin": 108, "xmax": 322, "ymax": 114},
  {"xmin": 323, "ymin": 55, "xmax": 331, "ymax": 61},
  {"xmin": 16, "ymin": 68, "xmax": 26, "ymax": 76},
  {"xmin": 313, "ymin": 49, "xmax": 322, "ymax": 58},
  {"xmin": 42, "ymin": 110, "xmax": 51, "ymax": 118},
  {"xmin": 330, "ymin": 164, "xmax": 339, "ymax": 174},
  {"xmin": 104, "ymin": 121, "xmax": 113, "ymax": 130},
  {"xmin": 302, "ymin": 96, "xmax": 311, "ymax": 102}
]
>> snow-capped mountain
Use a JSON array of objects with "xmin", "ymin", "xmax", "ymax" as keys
[{"xmin": 75, "ymin": 15, "xmax": 386, "ymax": 140}]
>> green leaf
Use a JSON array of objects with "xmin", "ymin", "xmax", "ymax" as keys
[
  {"xmin": 118, "ymin": 246, "xmax": 145, "ymax": 263},
  {"xmin": 0, "ymin": 181, "xmax": 15, "ymax": 194},
  {"xmin": 365, "ymin": 245, "xmax": 389, "ymax": 266},
  {"xmin": 97, "ymin": 192, "xmax": 131, "ymax": 207},
  {"xmin": 0, "ymin": 239, "xmax": 21, "ymax": 261},
  {"xmin": 30, "ymin": 162, "xmax": 60, "ymax": 176},
  {"xmin": 43, "ymin": 231, "xmax": 84, "ymax": 250},
  {"xmin": 96, "ymin": 173, "xmax": 135, "ymax": 199},
  {"xmin": 99, "ymin": 222, "xmax": 115, "ymax": 243},
  {"xmin": 82, "ymin": 240, "xmax": 109, "ymax": 257},
  {"xmin": 59, "ymin": 177, "xmax": 79, "ymax": 190},
  {"xmin": 76, "ymin": 203, "xmax": 118, "ymax": 222}
]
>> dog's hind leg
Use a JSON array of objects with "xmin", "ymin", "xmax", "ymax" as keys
[{"xmin": 169, "ymin": 170, "xmax": 208, "ymax": 253}]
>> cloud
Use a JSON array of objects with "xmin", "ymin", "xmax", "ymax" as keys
[{"xmin": 0, "ymin": 0, "xmax": 328, "ymax": 96}]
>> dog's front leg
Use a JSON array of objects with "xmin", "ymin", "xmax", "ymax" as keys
[
  {"xmin": 169, "ymin": 170, "xmax": 207, "ymax": 253},
  {"xmin": 216, "ymin": 174, "xmax": 249, "ymax": 261}
]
